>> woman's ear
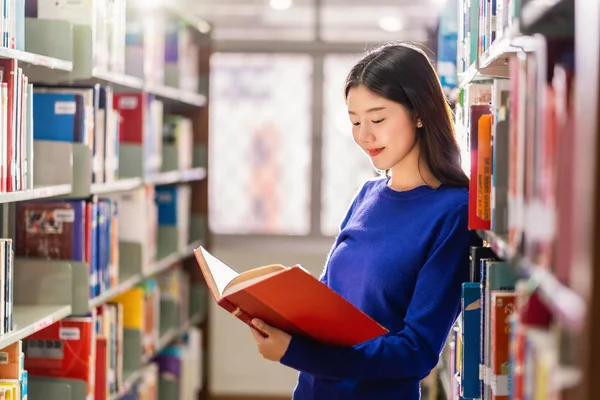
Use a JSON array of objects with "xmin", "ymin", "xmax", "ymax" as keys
[{"xmin": 415, "ymin": 114, "xmax": 423, "ymax": 128}]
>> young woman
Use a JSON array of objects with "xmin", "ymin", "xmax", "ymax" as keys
[{"xmin": 249, "ymin": 43, "xmax": 477, "ymax": 399}]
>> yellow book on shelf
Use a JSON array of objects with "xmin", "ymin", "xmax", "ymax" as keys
[
  {"xmin": 113, "ymin": 287, "xmax": 145, "ymax": 330},
  {"xmin": 477, "ymin": 114, "xmax": 493, "ymax": 221},
  {"xmin": 0, "ymin": 381, "xmax": 17, "ymax": 400}
]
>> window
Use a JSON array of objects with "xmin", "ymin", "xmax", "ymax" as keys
[
  {"xmin": 208, "ymin": 53, "xmax": 313, "ymax": 235},
  {"xmin": 320, "ymin": 54, "xmax": 377, "ymax": 236}
]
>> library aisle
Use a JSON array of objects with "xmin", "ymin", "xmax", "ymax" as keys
[
  {"xmin": 0, "ymin": 0, "xmax": 595, "ymax": 399},
  {"xmin": 0, "ymin": 0, "xmax": 212, "ymax": 399}
]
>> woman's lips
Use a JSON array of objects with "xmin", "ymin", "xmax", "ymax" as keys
[{"xmin": 367, "ymin": 148, "xmax": 385, "ymax": 157}]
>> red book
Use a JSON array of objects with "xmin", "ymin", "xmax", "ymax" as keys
[
  {"xmin": 113, "ymin": 93, "xmax": 146, "ymax": 143},
  {"xmin": 95, "ymin": 337, "xmax": 107, "ymax": 400},
  {"xmin": 24, "ymin": 317, "xmax": 94, "ymax": 397},
  {"xmin": 0, "ymin": 59, "xmax": 17, "ymax": 192},
  {"xmin": 193, "ymin": 246, "xmax": 387, "ymax": 346}
]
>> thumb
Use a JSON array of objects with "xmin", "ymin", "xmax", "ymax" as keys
[{"xmin": 251, "ymin": 318, "xmax": 271, "ymax": 334}]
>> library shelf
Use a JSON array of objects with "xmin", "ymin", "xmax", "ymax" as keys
[
  {"xmin": 0, "ymin": 305, "xmax": 73, "ymax": 350},
  {"xmin": 0, "ymin": 48, "xmax": 73, "ymax": 71},
  {"xmin": 88, "ymin": 274, "xmax": 144, "ymax": 310},
  {"xmin": 180, "ymin": 167, "xmax": 207, "ymax": 183},
  {"xmin": 89, "ymin": 68, "xmax": 145, "ymax": 91},
  {"xmin": 520, "ymin": 258, "xmax": 586, "ymax": 332},
  {"xmin": 110, "ymin": 313, "xmax": 207, "ymax": 400},
  {"xmin": 145, "ymin": 252, "xmax": 181, "ymax": 278},
  {"xmin": 145, "ymin": 84, "xmax": 207, "ymax": 107},
  {"xmin": 145, "ymin": 170, "xmax": 182, "ymax": 186},
  {"xmin": 88, "ymin": 240, "xmax": 204, "ymax": 311},
  {"xmin": 109, "ymin": 369, "xmax": 143, "ymax": 400},
  {"xmin": 142, "ymin": 312, "xmax": 205, "ymax": 365},
  {"xmin": 458, "ymin": 61, "xmax": 480, "ymax": 89},
  {"xmin": 476, "ymin": 230, "xmax": 511, "ymax": 260},
  {"xmin": 0, "ymin": 184, "xmax": 72, "ymax": 204},
  {"xmin": 91, "ymin": 168, "xmax": 207, "ymax": 195},
  {"xmin": 91, "ymin": 178, "xmax": 144, "ymax": 195}
]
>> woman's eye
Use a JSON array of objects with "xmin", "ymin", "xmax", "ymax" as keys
[
  {"xmin": 352, "ymin": 121, "xmax": 361, "ymax": 126},
  {"xmin": 372, "ymin": 119, "xmax": 385, "ymax": 124}
]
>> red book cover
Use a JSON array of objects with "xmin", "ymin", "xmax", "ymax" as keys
[
  {"xmin": 194, "ymin": 246, "xmax": 387, "ymax": 347},
  {"xmin": 0, "ymin": 59, "xmax": 16, "ymax": 192},
  {"xmin": 94, "ymin": 337, "xmax": 107, "ymax": 400},
  {"xmin": 114, "ymin": 93, "xmax": 145, "ymax": 143},
  {"xmin": 468, "ymin": 104, "xmax": 492, "ymax": 230},
  {"xmin": 24, "ymin": 317, "xmax": 94, "ymax": 396}
]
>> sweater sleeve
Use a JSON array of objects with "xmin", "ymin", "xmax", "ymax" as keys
[{"xmin": 280, "ymin": 204, "xmax": 471, "ymax": 381}]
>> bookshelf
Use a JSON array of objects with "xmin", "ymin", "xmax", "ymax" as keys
[
  {"xmin": 0, "ymin": 1, "xmax": 212, "ymax": 399},
  {"xmin": 433, "ymin": 0, "xmax": 597, "ymax": 399}
]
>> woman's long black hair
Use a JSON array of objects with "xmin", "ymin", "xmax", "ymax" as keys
[{"xmin": 345, "ymin": 43, "xmax": 469, "ymax": 189}]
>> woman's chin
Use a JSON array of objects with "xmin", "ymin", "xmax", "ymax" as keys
[{"xmin": 370, "ymin": 160, "xmax": 392, "ymax": 171}]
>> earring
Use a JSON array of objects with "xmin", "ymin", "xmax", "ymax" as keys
[{"xmin": 416, "ymin": 120, "xmax": 423, "ymax": 128}]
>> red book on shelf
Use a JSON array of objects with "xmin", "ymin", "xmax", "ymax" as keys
[
  {"xmin": 114, "ymin": 92, "xmax": 146, "ymax": 143},
  {"xmin": 0, "ymin": 59, "xmax": 17, "ymax": 192},
  {"xmin": 193, "ymin": 246, "xmax": 388, "ymax": 346},
  {"xmin": 24, "ymin": 317, "xmax": 94, "ymax": 397}
]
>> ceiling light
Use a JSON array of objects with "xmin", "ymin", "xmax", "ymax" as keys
[
  {"xmin": 269, "ymin": 0, "xmax": 292, "ymax": 11},
  {"xmin": 378, "ymin": 16, "xmax": 403, "ymax": 32}
]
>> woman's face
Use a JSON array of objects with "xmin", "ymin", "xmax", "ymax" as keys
[{"xmin": 347, "ymin": 84, "xmax": 419, "ymax": 172}]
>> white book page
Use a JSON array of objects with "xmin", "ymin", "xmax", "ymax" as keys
[{"xmin": 200, "ymin": 248, "xmax": 238, "ymax": 298}]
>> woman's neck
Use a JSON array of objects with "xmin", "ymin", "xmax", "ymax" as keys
[{"xmin": 388, "ymin": 143, "xmax": 441, "ymax": 191}]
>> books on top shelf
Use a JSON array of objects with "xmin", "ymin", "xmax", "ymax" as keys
[
  {"xmin": 0, "ymin": 59, "xmax": 33, "ymax": 194},
  {"xmin": 457, "ymin": 0, "xmax": 519, "ymax": 75},
  {"xmin": 25, "ymin": 0, "xmax": 127, "ymax": 74},
  {"xmin": 194, "ymin": 246, "xmax": 388, "ymax": 346}
]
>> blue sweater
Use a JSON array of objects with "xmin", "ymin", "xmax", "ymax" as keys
[{"xmin": 280, "ymin": 177, "xmax": 475, "ymax": 400}]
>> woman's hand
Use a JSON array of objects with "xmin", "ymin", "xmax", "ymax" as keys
[{"xmin": 250, "ymin": 318, "xmax": 292, "ymax": 362}]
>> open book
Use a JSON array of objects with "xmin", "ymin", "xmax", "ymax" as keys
[{"xmin": 193, "ymin": 246, "xmax": 387, "ymax": 346}]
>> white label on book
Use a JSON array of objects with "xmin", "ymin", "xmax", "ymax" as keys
[
  {"xmin": 118, "ymin": 96, "xmax": 138, "ymax": 109},
  {"xmin": 54, "ymin": 209, "xmax": 75, "ymax": 223},
  {"xmin": 0, "ymin": 352, "xmax": 8, "ymax": 364},
  {"xmin": 59, "ymin": 327, "xmax": 80, "ymax": 340},
  {"xmin": 54, "ymin": 101, "xmax": 77, "ymax": 115}
]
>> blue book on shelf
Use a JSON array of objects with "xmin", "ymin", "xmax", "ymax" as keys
[
  {"xmin": 33, "ymin": 92, "xmax": 85, "ymax": 143},
  {"xmin": 461, "ymin": 282, "xmax": 481, "ymax": 399},
  {"xmin": 155, "ymin": 186, "xmax": 178, "ymax": 226}
]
